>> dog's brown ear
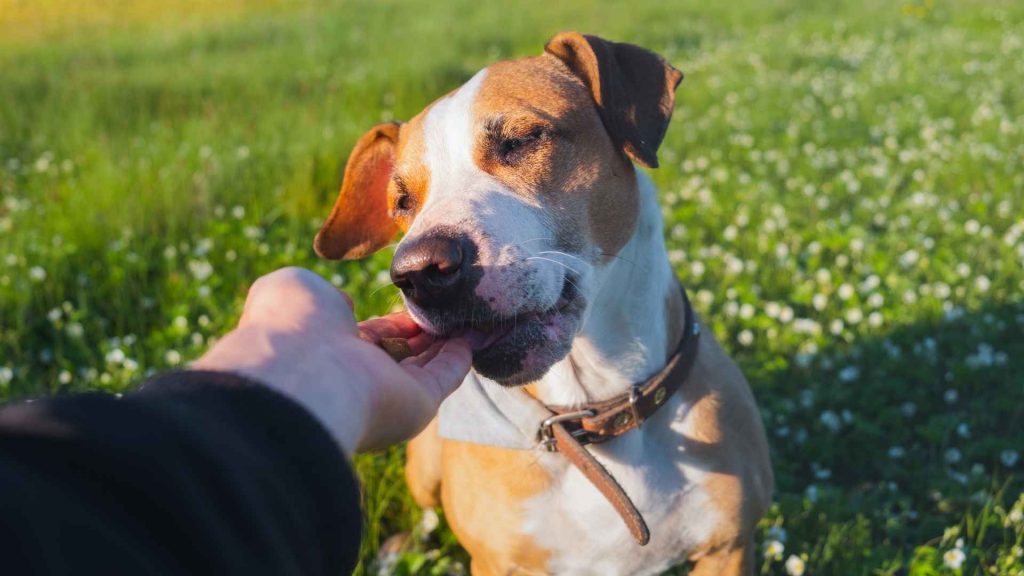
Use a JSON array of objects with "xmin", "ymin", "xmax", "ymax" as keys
[
  {"xmin": 314, "ymin": 123, "xmax": 401, "ymax": 260},
  {"xmin": 545, "ymin": 32, "xmax": 683, "ymax": 169}
]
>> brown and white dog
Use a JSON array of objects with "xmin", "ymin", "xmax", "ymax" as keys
[{"xmin": 314, "ymin": 33, "xmax": 773, "ymax": 576}]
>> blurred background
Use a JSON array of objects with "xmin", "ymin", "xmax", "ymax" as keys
[{"xmin": 1, "ymin": 1, "xmax": 1022, "ymax": 574}]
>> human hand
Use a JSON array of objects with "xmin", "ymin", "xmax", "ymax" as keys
[{"xmin": 194, "ymin": 267, "xmax": 472, "ymax": 456}]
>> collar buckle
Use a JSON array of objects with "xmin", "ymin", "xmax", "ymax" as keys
[
  {"xmin": 628, "ymin": 384, "xmax": 644, "ymax": 430},
  {"xmin": 539, "ymin": 409, "xmax": 595, "ymax": 452}
]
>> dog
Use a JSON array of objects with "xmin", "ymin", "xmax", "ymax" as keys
[{"xmin": 314, "ymin": 32, "xmax": 773, "ymax": 576}]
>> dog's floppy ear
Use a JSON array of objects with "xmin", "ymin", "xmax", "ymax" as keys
[
  {"xmin": 314, "ymin": 122, "xmax": 401, "ymax": 260},
  {"xmin": 544, "ymin": 32, "xmax": 683, "ymax": 169}
]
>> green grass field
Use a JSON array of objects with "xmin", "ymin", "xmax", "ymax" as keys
[{"xmin": 2, "ymin": 0, "xmax": 1023, "ymax": 574}]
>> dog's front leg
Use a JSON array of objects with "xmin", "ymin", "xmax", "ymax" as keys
[
  {"xmin": 405, "ymin": 416, "xmax": 443, "ymax": 507},
  {"xmin": 688, "ymin": 539, "xmax": 755, "ymax": 576}
]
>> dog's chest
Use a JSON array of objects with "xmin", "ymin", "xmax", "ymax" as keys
[{"xmin": 519, "ymin": 397, "xmax": 721, "ymax": 575}]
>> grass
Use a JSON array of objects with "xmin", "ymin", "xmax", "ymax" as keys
[{"xmin": 2, "ymin": 0, "xmax": 1023, "ymax": 574}]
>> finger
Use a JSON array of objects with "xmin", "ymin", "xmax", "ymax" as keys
[
  {"xmin": 410, "ymin": 339, "xmax": 473, "ymax": 400},
  {"xmin": 405, "ymin": 332, "xmax": 436, "ymax": 355},
  {"xmin": 357, "ymin": 312, "xmax": 422, "ymax": 343},
  {"xmin": 400, "ymin": 339, "xmax": 445, "ymax": 367}
]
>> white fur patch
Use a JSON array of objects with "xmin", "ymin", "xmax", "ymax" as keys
[{"xmin": 403, "ymin": 69, "xmax": 569, "ymax": 317}]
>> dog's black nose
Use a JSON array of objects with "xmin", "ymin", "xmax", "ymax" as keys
[{"xmin": 391, "ymin": 233, "xmax": 475, "ymax": 307}]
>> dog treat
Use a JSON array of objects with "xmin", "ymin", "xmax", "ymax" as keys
[{"xmin": 379, "ymin": 337, "xmax": 414, "ymax": 361}]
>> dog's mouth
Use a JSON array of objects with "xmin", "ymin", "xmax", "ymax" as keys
[
  {"xmin": 463, "ymin": 280, "xmax": 579, "ymax": 351},
  {"xmin": 424, "ymin": 279, "xmax": 585, "ymax": 385}
]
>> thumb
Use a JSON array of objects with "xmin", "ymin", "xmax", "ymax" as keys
[{"xmin": 403, "ymin": 338, "xmax": 473, "ymax": 403}]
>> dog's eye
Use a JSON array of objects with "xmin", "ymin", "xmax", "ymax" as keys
[
  {"xmin": 394, "ymin": 191, "xmax": 414, "ymax": 213},
  {"xmin": 498, "ymin": 127, "xmax": 545, "ymax": 164},
  {"xmin": 391, "ymin": 176, "xmax": 416, "ymax": 215}
]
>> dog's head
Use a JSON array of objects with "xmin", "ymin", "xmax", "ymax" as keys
[{"xmin": 315, "ymin": 33, "xmax": 682, "ymax": 385}]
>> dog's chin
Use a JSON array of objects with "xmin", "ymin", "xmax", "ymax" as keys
[
  {"xmin": 470, "ymin": 301, "xmax": 583, "ymax": 386},
  {"xmin": 410, "ymin": 283, "xmax": 585, "ymax": 386}
]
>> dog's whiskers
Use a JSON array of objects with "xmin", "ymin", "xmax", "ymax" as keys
[
  {"xmin": 525, "ymin": 256, "xmax": 581, "ymax": 277},
  {"xmin": 368, "ymin": 281, "xmax": 399, "ymax": 299},
  {"xmin": 537, "ymin": 250, "xmax": 589, "ymax": 266}
]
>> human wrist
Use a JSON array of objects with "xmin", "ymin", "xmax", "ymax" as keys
[{"xmin": 195, "ymin": 324, "xmax": 371, "ymax": 458}]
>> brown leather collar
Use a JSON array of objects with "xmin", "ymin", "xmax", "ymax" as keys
[{"xmin": 533, "ymin": 284, "xmax": 701, "ymax": 546}]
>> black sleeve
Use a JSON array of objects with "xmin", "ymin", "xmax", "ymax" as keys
[{"xmin": 0, "ymin": 371, "xmax": 362, "ymax": 576}]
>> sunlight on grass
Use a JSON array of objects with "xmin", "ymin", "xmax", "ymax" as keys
[{"xmin": 1, "ymin": 1, "xmax": 1022, "ymax": 574}]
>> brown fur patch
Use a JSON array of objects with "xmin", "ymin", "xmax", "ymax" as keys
[
  {"xmin": 471, "ymin": 56, "xmax": 640, "ymax": 258},
  {"xmin": 680, "ymin": 332, "xmax": 774, "ymax": 564},
  {"xmin": 405, "ymin": 417, "xmax": 444, "ymax": 508},
  {"xmin": 389, "ymin": 111, "xmax": 432, "ymax": 232},
  {"xmin": 441, "ymin": 440, "xmax": 552, "ymax": 574}
]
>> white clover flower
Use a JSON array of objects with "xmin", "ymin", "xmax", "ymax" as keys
[
  {"xmin": 1001, "ymin": 449, "xmax": 1019, "ymax": 468},
  {"xmin": 829, "ymin": 319, "xmax": 845, "ymax": 335},
  {"xmin": 739, "ymin": 303, "xmax": 755, "ymax": 320},
  {"xmin": 901, "ymin": 401, "xmax": 917, "ymax": 417},
  {"xmin": 29, "ymin": 266, "xmax": 47, "ymax": 282},
  {"xmin": 785, "ymin": 554, "xmax": 806, "ymax": 576},
  {"xmin": 779, "ymin": 306, "xmax": 794, "ymax": 323},
  {"xmin": 767, "ymin": 525, "xmax": 787, "ymax": 543},
  {"xmin": 58, "ymin": 370, "xmax": 72, "ymax": 384},
  {"xmin": 845, "ymin": 308, "xmax": 863, "ymax": 324},
  {"xmin": 165, "ymin": 350, "xmax": 182, "ymax": 365},
  {"xmin": 1008, "ymin": 508, "xmax": 1023, "ymax": 525},
  {"xmin": 957, "ymin": 423, "xmax": 971, "ymax": 438},
  {"xmin": 899, "ymin": 249, "xmax": 919, "ymax": 268},
  {"xmin": 975, "ymin": 275, "xmax": 991, "ymax": 292},
  {"xmin": 820, "ymin": 410, "xmax": 841, "ymax": 432},
  {"xmin": 66, "ymin": 322, "xmax": 84, "ymax": 338},
  {"xmin": 231, "ymin": 205, "xmax": 245, "ymax": 219},
  {"xmin": 945, "ymin": 448, "xmax": 962, "ymax": 464},
  {"xmin": 173, "ymin": 316, "xmax": 189, "ymax": 331},
  {"xmin": 888, "ymin": 446, "xmax": 906, "ymax": 459},
  {"xmin": 765, "ymin": 540, "xmax": 785, "ymax": 560},
  {"xmin": 867, "ymin": 293, "xmax": 884, "ymax": 308},
  {"xmin": 943, "ymin": 547, "xmax": 965, "ymax": 570},
  {"xmin": 236, "ymin": 145, "xmax": 250, "ymax": 159},
  {"xmin": 812, "ymin": 293, "xmax": 828, "ymax": 311},
  {"xmin": 838, "ymin": 283, "xmax": 855, "ymax": 300},
  {"xmin": 163, "ymin": 246, "xmax": 177, "ymax": 259},
  {"xmin": 418, "ymin": 508, "xmax": 439, "ymax": 533},
  {"xmin": 330, "ymin": 274, "xmax": 345, "ymax": 287},
  {"xmin": 188, "ymin": 260, "xmax": 214, "ymax": 282},
  {"xmin": 868, "ymin": 312, "xmax": 884, "ymax": 328},
  {"xmin": 944, "ymin": 389, "xmax": 959, "ymax": 404},
  {"xmin": 738, "ymin": 330, "xmax": 754, "ymax": 346},
  {"xmin": 765, "ymin": 302, "xmax": 781, "ymax": 318},
  {"xmin": 0, "ymin": 366, "xmax": 13, "ymax": 385},
  {"xmin": 47, "ymin": 308, "xmax": 62, "ymax": 322},
  {"xmin": 838, "ymin": 366, "xmax": 859, "ymax": 382},
  {"xmin": 123, "ymin": 358, "xmax": 139, "ymax": 372},
  {"xmin": 105, "ymin": 348, "xmax": 126, "ymax": 365},
  {"xmin": 689, "ymin": 261, "xmax": 705, "ymax": 278}
]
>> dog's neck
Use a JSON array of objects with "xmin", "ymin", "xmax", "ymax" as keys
[{"xmin": 529, "ymin": 171, "xmax": 684, "ymax": 407}]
